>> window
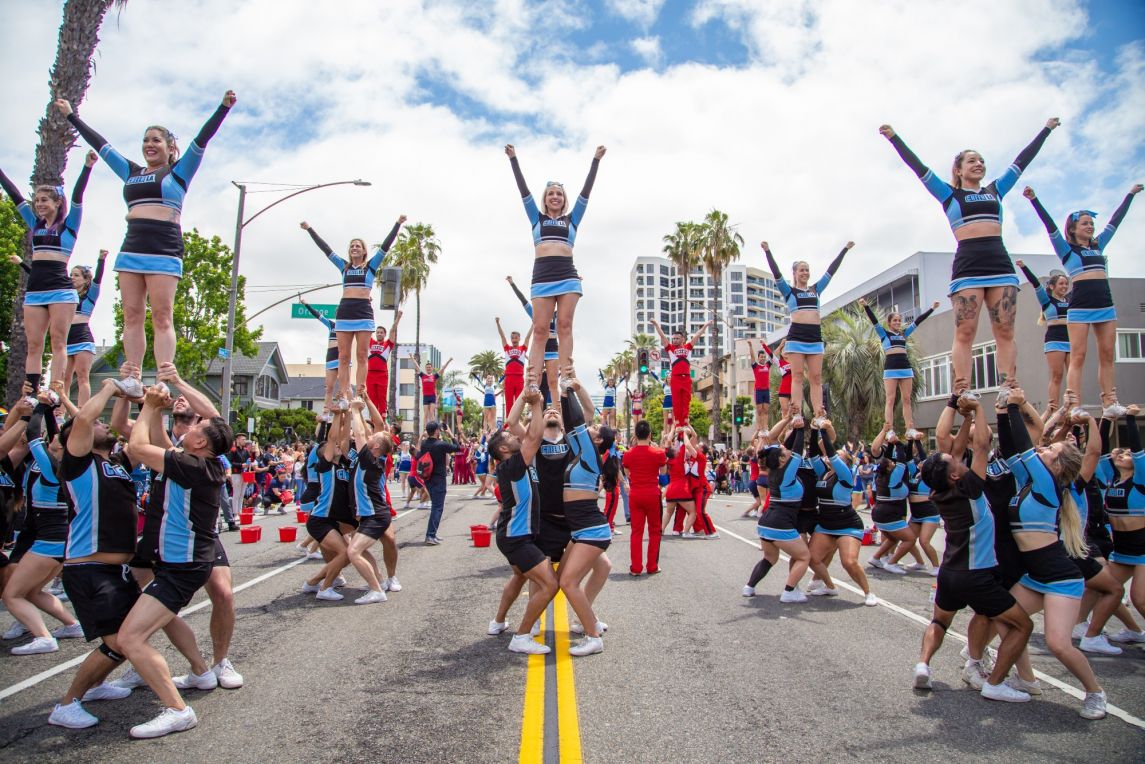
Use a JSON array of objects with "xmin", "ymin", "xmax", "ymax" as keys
[
  {"xmin": 232, "ymin": 379, "xmax": 248, "ymax": 396},
  {"xmin": 660, "ymin": 277, "xmax": 670, "ymax": 288},
  {"xmin": 302, "ymin": 400, "xmax": 314, "ymax": 411},
  {"xmin": 971, "ymin": 342, "xmax": 999, "ymax": 391},
  {"xmin": 1117, "ymin": 330, "xmax": 1145, "ymax": 361},
  {"xmin": 918, "ymin": 353, "xmax": 951, "ymax": 399},
  {"xmin": 730, "ymin": 271, "xmax": 743, "ymax": 281},
  {"xmin": 399, "ymin": 358, "xmax": 413, "ymax": 370},
  {"xmin": 637, "ymin": 264, "xmax": 644, "ymax": 273},
  {"xmin": 637, "ymin": 276, "xmax": 644, "ymax": 286},
  {"xmin": 255, "ymin": 374, "xmax": 279, "ymax": 400},
  {"xmin": 660, "ymin": 265, "xmax": 669, "ymax": 275},
  {"xmin": 730, "ymin": 294, "xmax": 744, "ymax": 305},
  {"xmin": 636, "ymin": 288, "xmax": 644, "ymax": 298}
]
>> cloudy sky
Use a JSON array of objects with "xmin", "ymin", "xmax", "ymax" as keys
[{"xmin": 3, "ymin": 0, "xmax": 1143, "ymax": 396}]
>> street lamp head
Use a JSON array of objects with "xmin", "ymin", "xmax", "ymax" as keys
[{"xmin": 353, "ymin": 179, "xmax": 372, "ymax": 186}]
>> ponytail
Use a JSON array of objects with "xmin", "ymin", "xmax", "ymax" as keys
[{"xmin": 1058, "ymin": 491, "xmax": 1086, "ymax": 559}]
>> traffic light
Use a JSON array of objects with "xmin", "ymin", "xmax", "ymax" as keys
[
  {"xmin": 733, "ymin": 403, "xmax": 745, "ymax": 425},
  {"xmin": 379, "ymin": 266, "xmax": 401, "ymax": 310},
  {"xmin": 638, "ymin": 348, "xmax": 649, "ymax": 374}
]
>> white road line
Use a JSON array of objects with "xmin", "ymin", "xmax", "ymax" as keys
[
  {"xmin": 0, "ymin": 508, "xmax": 418, "ymax": 702},
  {"xmin": 715, "ymin": 523, "xmax": 1145, "ymax": 731}
]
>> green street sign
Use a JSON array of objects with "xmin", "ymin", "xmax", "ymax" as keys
[{"xmin": 291, "ymin": 303, "xmax": 338, "ymax": 320}]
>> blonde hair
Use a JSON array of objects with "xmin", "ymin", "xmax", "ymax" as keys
[
  {"xmin": 144, "ymin": 125, "xmax": 179, "ymax": 165},
  {"xmin": 542, "ymin": 183, "xmax": 568, "ymax": 217},
  {"xmin": 1054, "ymin": 443, "xmax": 1086, "ymax": 558},
  {"xmin": 347, "ymin": 238, "xmax": 369, "ymax": 266}
]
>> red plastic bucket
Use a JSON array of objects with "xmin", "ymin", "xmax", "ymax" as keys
[
  {"xmin": 239, "ymin": 511, "xmax": 254, "ymax": 526},
  {"xmin": 278, "ymin": 526, "xmax": 298, "ymax": 543},
  {"xmin": 296, "ymin": 511, "xmax": 309, "ymax": 524},
  {"xmin": 242, "ymin": 471, "xmax": 256, "ymax": 483},
  {"xmin": 240, "ymin": 526, "xmax": 261, "ymax": 544},
  {"xmin": 861, "ymin": 527, "xmax": 877, "ymax": 546},
  {"xmin": 472, "ymin": 528, "xmax": 492, "ymax": 548},
  {"xmin": 469, "ymin": 524, "xmax": 487, "ymax": 541}
]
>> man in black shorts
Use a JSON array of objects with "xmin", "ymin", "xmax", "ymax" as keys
[
  {"xmin": 912, "ymin": 396, "xmax": 1033, "ymax": 703},
  {"xmin": 48, "ymin": 380, "xmax": 141, "ymax": 730},
  {"xmin": 118, "ymin": 385, "xmax": 234, "ymax": 739}
]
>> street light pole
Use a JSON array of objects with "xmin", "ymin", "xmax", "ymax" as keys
[{"xmin": 220, "ymin": 179, "xmax": 371, "ymax": 426}]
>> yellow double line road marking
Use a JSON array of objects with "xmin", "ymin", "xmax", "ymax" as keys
[{"xmin": 518, "ymin": 591, "xmax": 583, "ymax": 764}]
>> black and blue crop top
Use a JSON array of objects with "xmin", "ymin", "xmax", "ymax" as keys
[
  {"xmin": 888, "ymin": 127, "xmax": 1051, "ymax": 235},
  {"xmin": 67, "ymin": 104, "xmax": 230, "ymax": 212},
  {"xmin": 0, "ymin": 163, "xmax": 90, "ymax": 257},
  {"xmin": 764, "ymin": 245, "xmax": 847, "ymax": 314},
  {"xmin": 303, "ymin": 302, "xmax": 336, "ymax": 342},
  {"xmin": 76, "ymin": 256, "xmax": 106, "ymax": 318},
  {"xmin": 510, "ymin": 155, "xmax": 599, "ymax": 248},
  {"xmin": 307, "ymin": 220, "xmax": 401, "ymax": 290},
  {"xmin": 1018, "ymin": 264, "xmax": 1068, "ymax": 322},
  {"xmin": 1027, "ymin": 193, "xmax": 1135, "ymax": 278},
  {"xmin": 862, "ymin": 303, "xmax": 934, "ymax": 353}
]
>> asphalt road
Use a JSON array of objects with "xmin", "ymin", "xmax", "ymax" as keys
[{"xmin": 0, "ymin": 486, "xmax": 1142, "ymax": 763}]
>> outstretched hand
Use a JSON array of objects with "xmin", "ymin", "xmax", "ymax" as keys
[
  {"xmin": 1022, "ymin": 186, "xmax": 1036, "ymax": 200},
  {"xmin": 84, "ymin": 150, "xmax": 98, "ymax": 167},
  {"xmin": 504, "ymin": 144, "xmax": 516, "ymax": 158},
  {"xmin": 54, "ymin": 98, "xmax": 73, "ymax": 117},
  {"xmin": 222, "ymin": 90, "xmax": 238, "ymax": 108},
  {"xmin": 1045, "ymin": 117, "xmax": 1061, "ymax": 130},
  {"xmin": 594, "ymin": 145, "xmax": 607, "ymax": 160},
  {"xmin": 299, "ymin": 221, "xmax": 311, "ymax": 230},
  {"xmin": 878, "ymin": 124, "xmax": 895, "ymax": 139}
]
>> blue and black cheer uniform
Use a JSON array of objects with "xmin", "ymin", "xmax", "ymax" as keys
[
  {"xmin": 1027, "ymin": 192, "xmax": 1136, "ymax": 324},
  {"xmin": 757, "ymin": 428, "xmax": 805, "ymax": 542},
  {"xmin": 495, "ymin": 452, "xmax": 547, "ymax": 573},
  {"xmin": 306, "ymin": 220, "xmax": 401, "ymax": 333},
  {"xmin": 931, "ymin": 468, "xmax": 1016, "ymax": 618},
  {"xmin": 67, "ymin": 256, "xmax": 105, "ymax": 356},
  {"xmin": 907, "ymin": 440, "xmax": 939, "ymax": 524},
  {"xmin": 1018, "ymin": 263, "xmax": 1070, "ymax": 353},
  {"xmin": 1104, "ymin": 413, "xmax": 1145, "ymax": 566},
  {"xmin": 812, "ymin": 431, "xmax": 865, "ymax": 540},
  {"xmin": 536, "ymin": 434, "xmax": 572, "ymax": 560},
  {"xmin": 862, "ymin": 303, "xmax": 934, "ymax": 379},
  {"xmin": 137, "ymin": 449, "xmax": 228, "ymax": 612},
  {"xmin": 599, "ymin": 372, "xmax": 616, "ymax": 411},
  {"xmin": 1005, "ymin": 403, "xmax": 1084, "ymax": 598},
  {"xmin": 0, "ymin": 163, "xmax": 91, "ymax": 306},
  {"xmin": 871, "ymin": 440, "xmax": 911, "ymax": 532},
  {"xmin": 303, "ymin": 302, "xmax": 338, "ymax": 369},
  {"xmin": 60, "ymin": 447, "xmax": 140, "ymax": 640},
  {"xmin": 561, "ymin": 390, "xmax": 611, "ymax": 550},
  {"xmin": 887, "ymin": 127, "xmax": 1052, "ymax": 294},
  {"xmin": 352, "ymin": 448, "xmax": 392, "ymax": 540},
  {"xmin": 67, "ymin": 104, "xmax": 231, "ymax": 278},
  {"xmin": 509, "ymin": 154, "xmax": 599, "ymax": 299},
  {"xmin": 22, "ymin": 404, "xmax": 69, "ymax": 561},
  {"xmin": 764, "ymin": 245, "xmax": 847, "ymax": 355}
]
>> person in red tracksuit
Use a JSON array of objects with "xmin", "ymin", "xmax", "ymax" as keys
[
  {"xmin": 622, "ymin": 420, "xmax": 667, "ymax": 575},
  {"xmin": 650, "ymin": 318, "xmax": 710, "ymax": 426},
  {"xmin": 662, "ymin": 426, "xmax": 698, "ymax": 536},
  {"xmin": 365, "ymin": 311, "xmax": 402, "ymax": 416},
  {"xmin": 673, "ymin": 441, "xmax": 717, "ymax": 537},
  {"xmin": 496, "ymin": 317, "xmax": 532, "ymax": 422},
  {"xmin": 776, "ymin": 348, "xmax": 793, "ymax": 418}
]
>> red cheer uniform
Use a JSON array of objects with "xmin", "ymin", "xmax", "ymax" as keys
[
  {"xmin": 623, "ymin": 443, "xmax": 667, "ymax": 575},
  {"xmin": 366, "ymin": 339, "xmax": 394, "ymax": 414},
  {"xmin": 665, "ymin": 342, "xmax": 694, "ymax": 425},
  {"xmin": 503, "ymin": 343, "xmax": 527, "ymax": 418}
]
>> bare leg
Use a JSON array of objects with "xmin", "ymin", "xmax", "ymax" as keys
[
  {"xmin": 1066, "ymin": 323, "xmax": 1090, "ymax": 402},
  {"xmin": 336, "ymin": 332, "xmax": 354, "ymax": 401},
  {"xmin": 883, "ymin": 377, "xmax": 897, "ymax": 427},
  {"xmin": 145, "ymin": 274, "xmax": 179, "ymax": 368},
  {"xmin": 985, "ymin": 284, "xmax": 1018, "ymax": 386},
  {"xmin": 46, "ymin": 302, "xmax": 76, "ymax": 384},
  {"xmin": 1092, "ymin": 321, "xmax": 1118, "ymax": 404},
  {"xmin": 788, "ymin": 352, "xmax": 807, "ymax": 418},
  {"xmin": 22, "ymin": 304, "xmax": 49, "ymax": 379},
  {"xmin": 1046, "ymin": 350, "xmax": 1067, "ymax": 408},
  {"xmin": 900, "ymin": 378, "xmax": 915, "ymax": 431},
  {"xmin": 72, "ymin": 350, "xmax": 94, "ymax": 405},
  {"xmin": 950, "ymin": 289, "xmax": 983, "ymax": 390},
  {"xmin": 806, "ymin": 353, "xmax": 824, "ymax": 415}
]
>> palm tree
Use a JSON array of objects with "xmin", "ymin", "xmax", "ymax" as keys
[
  {"xmin": 821, "ymin": 304, "xmax": 923, "ymax": 442},
  {"xmin": 468, "ymin": 350, "xmax": 503, "ymax": 383},
  {"xmin": 699, "ymin": 209, "xmax": 743, "ymax": 440},
  {"xmin": 385, "ymin": 222, "xmax": 440, "ymax": 437},
  {"xmin": 4, "ymin": 0, "xmax": 126, "ymax": 401}
]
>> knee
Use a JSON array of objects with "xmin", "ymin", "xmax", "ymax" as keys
[
  {"xmin": 150, "ymin": 310, "xmax": 173, "ymax": 331},
  {"xmin": 122, "ymin": 303, "xmax": 146, "ymax": 324},
  {"xmin": 1044, "ymin": 632, "xmax": 1073, "ymax": 657},
  {"xmin": 117, "ymin": 629, "xmax": 145, "ymax": 656},
  {"xmin": 1069, "ymin": 346, "xmax": 1087, "ymax": 366},
  {"xmin": 209, "ymin": 586, "xmax": 234, "ymax": 613},
  {"xmin": 953, "ymin": 321, "xmax": 977, "ymax": 342},
  {"xmin": 556, "ymin": 315, "xmax": 573, "ymax": 335}
]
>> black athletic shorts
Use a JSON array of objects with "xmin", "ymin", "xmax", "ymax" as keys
[
  {"xmin": 9, "ymin": 528, "xmax": 35, "ymax": 565},
  {"xmin": 537, "ymin": 514, "xmax": 571, "ymax": 561},
  {"xmin": 749, "ymin": 482, "xmax": 759, "ymax": 498},
  {"xmin": 796, "ymin": 509, "xmax": 819, "ymax": 536},
  {"xmin": 565, "ymin": 498, "xmax": 610, "ymax": 551},
  {"xmin": 934, "ymin": 567, "xmax": 1016, "ymax": 618},
  {"xmin": 356, "ymin": 513, "xmax": 392, "ymax": 540},
  {"xmin": 497, "ymin": 534, "xmax": 548, "ymax": 573},
  {"xmin": 1074, "ymin": 554, "xmax": 1103, "ymax": 581},
  {"xmin": 306, "ymin": 515, "xmax": 340, "ymax": 543},
  {"xmin": 213, "ymin": 537, "xmax": 230, "ymax": 568},
  {"xmin": 62, "ymin": 562, "xmax": 140, "ymax": 640},
  {"xmin": 144, "ymin": 561, "xmax": 212, "ymax": 614}
]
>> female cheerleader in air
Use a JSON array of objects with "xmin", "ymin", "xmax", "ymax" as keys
[
  {"xmin": 859, "ymin": 298, "xmax": 938, "ymax": 438},
  {"xmin": 880, "ymin": 118, "xmax": 1059, "ymax": 394},
  {"xmin": 1015, "ymin": 259, "xmax": 1071, "ymax": 410},
  {"xmin": 58, "ymin": 93, "xmax": 238, "ymax": 396},
  {"xmin": 0, "ymin": 150, "xmax": 95, "ymax": 395},
  {"xmin": 300, "ymin": 214, "xmax": 405, "ymax": 409},
  {"xmin": 505, "ymin": 144, "xmax": 605, "ymax": 394},
  {"xmin": 599, "ymin": 372, "xmax": 617, "ymax": 429},
  {"xmin": 762, "ymin": 240, "xmax": 852, "ymax": 421},
  {"xmin": 64, "ymin": 249, "xmax": 107, "ymax": 405},
  {"xmin": 1022, "ymin": 184, "xmax": 1141, "ymax": 414}
]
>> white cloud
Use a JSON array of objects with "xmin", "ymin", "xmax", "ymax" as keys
[
  {"xmin": 606, "ymin": 0, "xmax": 667, "ymax": 28},
  {"xmin": 630, "ymin": 36, "xmax": 663, "ymax": 67},
  {"xmin": 1, "ymin": 0, "xmax": 1141, "ymax": 403}
]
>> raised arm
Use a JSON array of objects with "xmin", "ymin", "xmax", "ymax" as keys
[
  {"xmin": 968, "ymin": 401, "xmax": 991, "ymax": 478},
  {"xmin": 388, "ymin": 309, "xmax": 402, "ymax": 342},
  {"xmin": 124, "ymin": 389, "xmax": 173, "ymax": 474},
  {"xmin": 686, "ymin": 320, "xmax": 710, "ymax": 348},
  {"xmin": 760, "ymin": 242, "xmax": 786, "ymax": 287},
  {"xmin": 648, "ymin": 318, "xmax": 670, "ymax": 347},
  {"xmin": 56, "ymin": 99, "xmax": 134, "ymax": 182},
  {"xmin": 376, "ymin": 215, "xmax": 406, "ymax": 257},
  {"xmin": 518, "ymin": 389, "xmax": 546, "ymax": 463},
  {"xmin": 170, "ymin": 91, "xmax": 236, "ymax": 186},
  {"xmin": 0, "ymin": 166, "xmax": 34, "ymax": 227},
  {"xmin": 495, "ymin": 317, "xmax": 509, "ymax": 347},
  {"xmin": 904, "ymin": 301, "xmax": 939, "ymax": 338},
  {"xmin": 878, "ymin": 124, "xmax": 951, "ymax": 202},
  {"xmin": 1021, "ymin": 187, "xmax": 1073, "ymax": 261},
  {"xmin": 814, "ymin": 242, "xmax": 852, "ymax": 293},
  {"xmin": 569, "ymin": 147, "xmax": 605, "ymax": 226},
  {"xmin": 349, "ymin": 401, "xmax": 369, "ymax": 451},
  {"xmin": 157, "ymin": 363, "xmax": 219, "ymax": 419},
  {"xmin": 300, "ymin": 299, "xmax": 335, "ymax": 333},
  {"xmin": 71, "ymin": 154, "xmax": 94, "ymax": 207},
  {"xmin": 505, "ymin": 145, "xmax": 540, "ymax": 223},
  {"xmin": 299, "ymin": 222, "xmax": 347, "ymax": 270},
  {"xmin": 1078, "ymin": 412, "xmax": 1101, "ymax": 482},
  {"xmin": 1098, "ymin": 184, "xmax": 1142, "ymax": 249},
  {"xmin": 439, "ymin": 358, "xmax": 453, "ymax": 376},
  {"xmin": 935, "ymin": 393, "xmax": 959, "ymax": 454},
  {"xmin": 994, "ymin": 118, "xmax": 1059, "ymax": 197}
]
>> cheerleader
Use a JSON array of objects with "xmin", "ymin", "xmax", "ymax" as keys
[{"xmin": 859, "ymin": 297, "xmax": 938, "ymax": 438}]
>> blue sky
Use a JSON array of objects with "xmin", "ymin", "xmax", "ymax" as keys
[{"xmin": 1, "ymin": 0, "xmax": 1143, "ymax": 391}]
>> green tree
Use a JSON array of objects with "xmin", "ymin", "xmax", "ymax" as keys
[
  {"xmin": 386, "ymin": 222, "xmax": 440, "ymax": 437},
  {"xmin": 0, "ymin": 198, "xmax": 26, "ymax": 386},
  {"xmin": 642, "ymin": 385, "xmax": 664, "ymax": 442},
  {"xmin": 460, "ymin": 398, "xmax": 482, "ymax": 435},
  {"xmin": 468, "ymin": 350, "xmax": 503, "ymax": 382},
  {"xmin": 719, "ymin": 394, "xmax": 753, "ymax": 437},
  {"xmin": 699, "ymin": 209, "xmax": 744, "ymax": 439},
  {"xmin": 256, "ymin": 407, "xmax": 317, "ymax": 443},
  {"xmin": 688, "ymin": 397, "xmax": 711, "ymax": 441},
  {"xmin": 4, "ymin": 0, "xmax": 127, "ymax": 400},
  {"xmin": 111, "ymin": 229, "xmax": 261, "ymax": 384}
]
